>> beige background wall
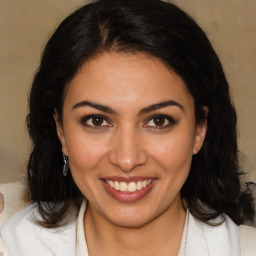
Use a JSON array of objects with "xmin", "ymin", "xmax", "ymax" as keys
[{"xmin": 0, "ymin": 0, "xmax": 255, "ymax": 183}]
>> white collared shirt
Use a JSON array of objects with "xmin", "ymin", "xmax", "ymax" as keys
[
  {"xmin": 75, "ymin": 201, "xmax": 188, "ymax": 256},
  {"xmin": 1, "ymin": 200, "xmax": 255, "ymax": 256}
]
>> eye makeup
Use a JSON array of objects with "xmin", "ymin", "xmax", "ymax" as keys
[
  {"xmin": 144, "ymin": 114, "xmax": 178, "ymax": 130},
  {"xmin": 80, "ymin": 114, "xmax": 112, "ymax": 129},
  {"xmin": 79, "ymin": 112, "xmax": 178, "ymax": 131}
]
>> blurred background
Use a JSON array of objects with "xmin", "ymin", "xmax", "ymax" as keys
[{"xmin": 0, "ymin": 0, "xmax": 255, "ymax": 183}]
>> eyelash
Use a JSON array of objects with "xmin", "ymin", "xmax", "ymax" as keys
[
  {"xmin": 80, "ymin": 114, "xmax": 177, "ymax": 129},
  {"xmin": 80, "ymin": 114, "xmax": 112, "ymax": 129},
  {"xmin": 144, "ymin": 114, "xmax": 178, "ymax": 129}
]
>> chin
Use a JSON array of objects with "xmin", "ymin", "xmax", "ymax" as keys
[
  {"xmin": 103, "ymin": 206, "xmax": 157, "ymax": 228},
  {"xmin": 109, "ymin": 215, "xmax": 151, "ymax": 228}
]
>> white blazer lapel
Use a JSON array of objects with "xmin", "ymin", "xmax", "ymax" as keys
[{"xmin": 186, "ymin": 212, "xmax": 241, "ymax": 256}]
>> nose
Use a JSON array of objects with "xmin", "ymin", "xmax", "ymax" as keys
[{"xmin": 108, "ymin": 127, "xmax": 148, "ymax": 172}]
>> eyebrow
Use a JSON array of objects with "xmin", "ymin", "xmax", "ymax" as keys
[
  {"xmin": 72, "ymin": 100, "xmax": 184, "ymax": 115},
  {"xmin": 72, "ymin": 100, "xmax": 117, "ymax": 114},
  {"xmin": 138, "ymin": 100, "xmax": 184, "ymax": 115}
]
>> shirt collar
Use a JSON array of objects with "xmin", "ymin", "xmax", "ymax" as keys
[{"xmin": 75, "ymin": 199, "xmax": 189, "ymax": 256}]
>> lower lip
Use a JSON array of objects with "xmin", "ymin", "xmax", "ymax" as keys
[{"xmin": 101, "ymin": 180, "xmax": 156, "ymax": 203}]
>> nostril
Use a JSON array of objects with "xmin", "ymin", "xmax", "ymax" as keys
[
  {"xmin": 110, "ymin": 157, "xmax": 147, "ymax": 172},
  {"xmin": 108, "ymin": 135, "xmax": 148, "ymax": 172}
]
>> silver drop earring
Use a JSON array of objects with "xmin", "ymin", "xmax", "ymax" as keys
[{"xmin": 63, "ymin": 154, "xmax": 70, "ymax": 176}]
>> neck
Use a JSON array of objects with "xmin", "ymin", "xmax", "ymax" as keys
[{"xmin": 84, "ymin": 197, "xmax": 186, "ymax": 256}]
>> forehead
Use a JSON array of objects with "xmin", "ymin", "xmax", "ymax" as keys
[{"xmin": 64, "ymin": 52, "xmax": 194, "ymax": 113}]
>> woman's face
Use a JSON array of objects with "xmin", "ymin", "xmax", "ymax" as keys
[{"xmin": 56, "ymin": 52, "xmax": 206, "ymax": 227}]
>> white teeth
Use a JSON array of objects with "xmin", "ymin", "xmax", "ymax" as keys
[
  {"xmin": 119, "ymin": 182, "xmax": 128, "ymax": 192},
  {"xmin": 128, "ymin": 182, "xmax": 137, "ymax": 192},
  {"xmin": 137, "ymin": 181, "xmax": 143, "ymax": 190},
  {"xmin": 105, "ymin": 179, "xmax": 153, "ymax": 193},
  {"xmin": 142, "ymin": 180, "xmax": 147, "ymax": 188},
  {"xmin": 110, "ymin": 180, "xmax": 114, "ymax": 188},
  {"xmin": 114, "ymin": 181, "xmax": 120, "ymax": 191}
]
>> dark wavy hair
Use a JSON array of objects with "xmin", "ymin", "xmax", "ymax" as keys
[{"xmin": 26, "ymin": 0, "xmax": 255, "ymax": 227}]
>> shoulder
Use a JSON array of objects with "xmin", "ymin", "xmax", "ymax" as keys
[
  {"xmin": 238, "ymin": 224, "xmax": 256, "ymax": 256},
  {"xmin": 1, "ymin": 203, "xmax": 77, "ymax": 256},
  {"xmin": 187, "ymin": 212, "xmax": 241, "ymax": 256},
  {"xmin": 0, "ymin": 234, "xmax": 10, "ymax": 256},
  {"xmin": 0, "ymin": 204, "xmax": 37, "ymax": 256},
  {"xmin": 1, "ymin": 203, "xmax": 38, "ymax": 231},
  {"xmin": 188, "ymin": 211, "xmax": 256, "ymax": 256}
]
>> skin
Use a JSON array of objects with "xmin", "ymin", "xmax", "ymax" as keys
[{"xmin": 55, "ymin": 52, "xmax": 207, "ymax": 256}]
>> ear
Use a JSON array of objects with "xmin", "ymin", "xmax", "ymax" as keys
[
  {"xmin": 193, "ymin": 106, "xmax": 208, "ymax": 155},
  {"xmin": 53, "ymin": 109, "xmax": 68, "ymax": 156}
]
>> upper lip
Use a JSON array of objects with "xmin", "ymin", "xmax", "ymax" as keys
[{"xmin": 101, "ymin": 176, "xmax": 156, "ymax": 183}]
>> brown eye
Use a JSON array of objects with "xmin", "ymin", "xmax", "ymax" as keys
[
  {"xmin": 152, "ymin": 116, "xmax": 166, "ymax": 126},
  {"xmin": 81, "ymin": 115, "xmax": 111, "ymax": 127},
  {"xmin": 145, "ymin": 115, "xmax": 177, "ymax": 129},
  {"xmin": 91, "ymin": 117, "xmax": 104, "ymax": 126}
]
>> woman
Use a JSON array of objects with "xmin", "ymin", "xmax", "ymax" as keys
[{"xmin": 0, "ymin": 0, "xmax": 255, "ymax": 255}]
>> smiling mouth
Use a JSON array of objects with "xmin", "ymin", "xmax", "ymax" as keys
[{"xmin": 103, "ymin": 179, "xmax": 153, "ymax": 193}]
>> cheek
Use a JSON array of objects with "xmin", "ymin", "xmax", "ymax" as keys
[
  {"xmin": 148, "ymin": 130, "xmax": 194, "ymax": 172},
  {"xmin": 64, "ymin": 129, "xmax": 108, "ymax": 174},
  {"xmin": 65, "ymin": 133, "xmax": 108, "ymax": 199}
]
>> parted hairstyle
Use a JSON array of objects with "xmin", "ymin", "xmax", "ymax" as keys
[{"xmin": 26, "ymin": 0, "xmax": 255, "ymax": 227}]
